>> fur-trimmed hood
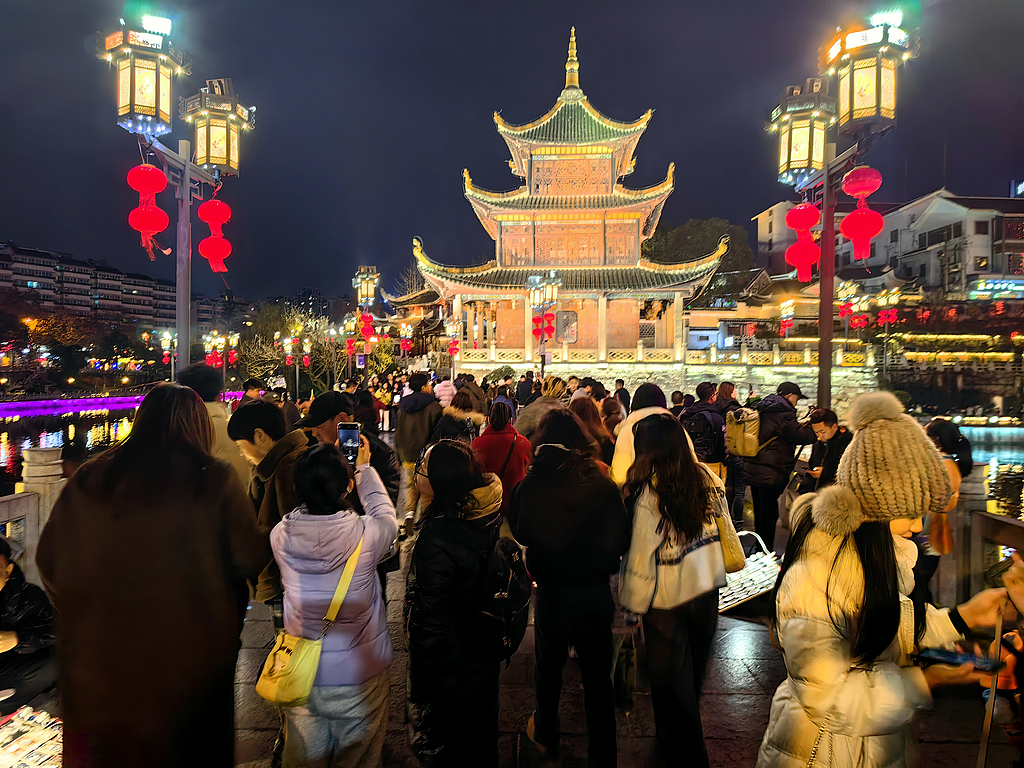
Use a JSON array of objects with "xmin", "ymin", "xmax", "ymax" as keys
[{"xmin": 442, "ymin": 405, "xmax": 485, "ymax": 426}]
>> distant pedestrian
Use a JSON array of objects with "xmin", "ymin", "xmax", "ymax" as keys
[
  {"xmin": 394, "ymin": 373, "xmax": 443, "ymax": 532},
  {"xmin": 797, "ymin": 408, "xmax": 852, "ymax": 494},
  {"xmin": 621, "ymin": 414, "xmax": 730, "ymax": 768},
  {"xmin": 510, "ymin": 410, "xmax": 629, "ymax": 766},
  {"xmin": 238, "ymin": 378, "xmax": 265, "ymax": 409},
  {"xmin": 38, "ymin": 383, "xmax": 268, "ymax": 768},
  {"xmin": 228, "ymin": 400, "xmax": 308, "ymax": 628},
  {"xmin": 405, "ymin": 440, "xmax": 504, "ymax": 767},
  {"xmin": 669, "ymin": 390, "xmax": 686, "ymax": 418},
  {"xmin": 569, "ymin": 396, "xmax": 614, "ymax": 465},
  {"xmin": 515, "ymin": 377, "xmax": 568, "ymax": 442},
  {"xmin": 613, "ymin": 379, "xmax": 631, "ymax": 413},
  {"xmin": 744, "ymin": 383, "xmax": 816, "ymax": 550},
  {"xmin": 601, "ymin": 397, "xmax": 624, "ymax": 437},
  {"xmin": 177, "ymin": 363, "xmax": 251, "ymax": 485},
  {"xmin": 430, "ymin": 389, "xmax": 485, "ymax": 444},
  {"xmin": 472, "ymin": 401, "xmax": 532, "ymax": 516},
  {"xmin": 273, "ymin": 442, "xmax": 397, "ymax": 768},
  {"xmin": 716, "ymin": 382, "xmax": 746, "ymax": 529},
  {"xmin": 434, "ymin": 375, "xmax": 457, "ymax": 408},
  {"xmin": 524, "ymin": 378, "xmax": 543, "ymax": 407},
  {"xmin": 491, "ymin": 385, "xmax": 516, "ymax": 422},
  {"xmin": 461, "ymin": 373, "xmax": 488, "ymax": 414},
  {"xmin": 517, "ymin": 371, "xmax": 534, "ymax": 406},
  {"xmin": 679, "ymin": 382, "xmax": 726, "ymax": 482}
]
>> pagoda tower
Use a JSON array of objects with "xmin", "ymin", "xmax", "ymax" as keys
[{"xmin": 414, "ymin": 29, "xmax": 726, "ymax": 368}]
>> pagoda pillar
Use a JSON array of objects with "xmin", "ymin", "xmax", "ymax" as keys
[
  {"xmin": 674, "ymin": 293, "xmax": 685, "ymax": 362},
  {"xmin": 523, "ymin": 293, "xmax": 533, "ymax": 363},
  {"xmin": 598, "ymin": 295, "xmax": 608, "ymax": 362},
  {"xmin": 453, "ymin": 294, "xmax": 462, "ymax": 338}
]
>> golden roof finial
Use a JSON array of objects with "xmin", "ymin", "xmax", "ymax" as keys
[{"xmin": 564, "ymin": 27, "xmax": 579, "ymax": 89}]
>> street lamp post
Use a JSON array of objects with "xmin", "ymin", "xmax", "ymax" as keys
[{"xmin": 527, "ymin": 271, "xmax": 561, "ymax": 379}]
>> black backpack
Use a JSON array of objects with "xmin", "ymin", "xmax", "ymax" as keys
[
  {"xmin": 467, "ymin": 526, "xmax": 532, "ymax": 666},
  {"xmin": 681, "ymin": 410, "xmax": 725, "ymax": 463}
]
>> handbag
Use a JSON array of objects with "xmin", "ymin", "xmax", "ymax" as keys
[
  {"xmin": 716, "ymin": 512, "xmax": 746, "ymax": 574},
  {"xmin": 256, "ymin": 537, "xmax": 364, "ymax": 706},
  {"xmin": 719, "ymin": 531, "xmax": 780, "ymax": 613}
]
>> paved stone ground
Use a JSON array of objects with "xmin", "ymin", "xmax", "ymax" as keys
[{"xmin": 234, "ymin": 566, "xmax": 1017, "ymax": 768}]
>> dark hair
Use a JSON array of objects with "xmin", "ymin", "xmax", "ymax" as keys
[
  {"xmin": 590, "ymin": 381, "xmax": 607, "ymax": 401},
  {"xmin": 810, "ymin": 408, "xmax": 838, "ymax": 427},
  {"xmin": 488, "ymin": 401, "xmax": 513, "ymax": 430},
  {"xmin": 626, "ymin": 414, "xmax": 712, "ymax": 542},
  {"xmin": 421, "ymin": 439, "xmax": 488, "ymax": 522},
  {"xmin": 409, "ymin": 372, "xmax": 428, "ymax": 392},
  {"xmin": 773, "ymin": 512, "xmax": 913, "ymax": 666},
  {"xmin": 580, "ymin": 376, "xmax": 597, "ymax": 389},
  {"xmin": 926, "ymin": 418, "xmax": 974, "ymax": 478},
  {"xmin": 601, "ymin": 397, "xmax": 624, "ymax": 433},
  {"xmin": 0, "ymin": 536, "xmax": 12, "ymax": 563},
  {"xmin": 534, "ymin": 408, "xmax": 596, "ymax": 459},
  {"xmin": 439, "ymin": 375, "xmax": 451, "ymax": 382},
  {"xmin": 243, "ymin": 378, "xmax": 263, "ymax": 392},
  {"xmin": 526, "ymin": 371, "xmax": 534, "ymax": 379},
  {"xmin": 228, "ymin": 401, "xmax": 288, "ymax": 443},
  {"xmin": 569, "ymin": 396, "xmax": 611, "ymax": 444},
  {"xmin": 100, "ymin": 383, "xmax": 214, "ymax": 493},
  {"xmin": 615, "ymin": 379, "xmax": 624, "ymax": 387},
  {"xmin": 696, "ymin": 381, "xmax": 716, "ymax": 402},
  {"xmin": 495, "ymin": 385, "xmax": 510, "ymax": 399},
  {"xmin": 632, "ymin": 383, "xmax": 667, "ymax": 410},
  {"xmin": 465, "ymin": 374, "xmax": 476, "ymax": 383},
  {"xmin": 717, "ymin": 382, "xmax": 736, "ymax": 402},
  {"xmin": 294, "ymin": 444, "xmax": 353, "ymax": 515},
  {"xmin": 671, "ymin": 390, "xmax": 684, "ymax": 405},
  {"xmin": 683, "ymin": 394, "xmax": 695, "ymax": 408},
  {"xmin": 451, "ymin": 389, "xmax": 474, "ymax": 411},
  {"xmin": 533, "ymin": 379, "xmax": 542, "ymax": 393},
  {"xmin": 177, "ymin": 363, "xmax": 224, "ymax": 403}
]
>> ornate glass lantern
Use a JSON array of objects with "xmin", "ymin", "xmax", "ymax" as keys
[
  {"xmin": 181, "ymin": 79, "xmax": 255, "ymax": 176},
  {"xmin": 97, "ymin": 17, "xmax": 189, "ymax": 136},
  {"xmin": 352, "ymin": 266, "xmax": 380, "ymax": 309},
  {"xmin": 768, "ymin": 78, "xmax": 835, "ymax": 186},
  {"xmin": 820, "ymin": 12, "xmax": 915, "ymax": 137}
]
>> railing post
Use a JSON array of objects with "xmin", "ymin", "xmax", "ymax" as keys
[
  {"xmin": 19, "ymin": 448, "xmax": 64, "ymax": 533},
  {"xmin": 803, "ymin": 346, "xmax": 811, "ymax": 364},
  {"xmin": 636, "ymin": 342, "xmax": 644, "ymax": 363},
  {"xmin": 772, "ymin": 344, "xmax": 781, "ymax": 365},
  {"xmin": 710, "ymin": 344, "xmax": 718, "ymax": 364},
  {"xmin": 740, "ymin": 343, "xmax": 748, "ymax": 364},
  {"xmin": 835, "ymin": 348, "xmax": 843, "ymax": 366}
]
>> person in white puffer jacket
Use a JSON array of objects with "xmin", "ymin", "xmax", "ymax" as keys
[
  {"xmin": 757, "ymin": 392, "xmax": 1009, "ymax": 768},
  {"xmin": 433, "ymin": 375, "xmax": 457, "ymax": 408}
]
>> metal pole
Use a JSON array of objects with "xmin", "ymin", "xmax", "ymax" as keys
[
  {"xmin": 818, "ymin": 143, "xmax": 837, "ymax": 409},
  {"xmin": 176, "ymin": 140, "xmax": 193, "ymax": 368}
]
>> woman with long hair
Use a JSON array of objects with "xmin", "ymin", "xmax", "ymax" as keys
[
  {"xmin": 273, "ymin": 441, "xmax": 397, "ymax": 767},
  {"xmin": 569, "ymin": 396, "xmax": 614, "ymax": 465},
  {"xmin": 429, "ymin": 389, "xmax": 485, "ymax": 444},
  {"xmin": 404, "ymin": 439, "xmax": 504, "ymax": 766},
  {"xmin": 510, "ymin": 409, "xmax": 630, "ymax": 766},
  {"xmin": 37, "ymin": 384, "xmax": 268, "ymax": 768},
  {"xmin": 757, "ymin": 393, "xmax": 1007, "ymax": 767},
  {"xmin": 471, "ymin": 401, "xmax": 532, "ymax": 515},
  {"xmin": 601, "ymin": 397, "xmax": 624, "ymax": 437},
  {"xmin": 620, "ymin": 414, "xmax": 728, "ymax": 768},
  {"xmin": 609, "ymin": 382, "xmax": 671, "ymax": 486}
]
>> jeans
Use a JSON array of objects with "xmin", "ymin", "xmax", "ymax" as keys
[
  {"xmin": 750, "ymin": 483, "xmax": 787, "ymax": 551},
  {"xmin": 0, "ymin": 648, "xmax": 57, "ymax": 716},
  {"xmin": 533, "ymin": 581, "xmax": 616, "ymax": 767},
  {"xmin": 642, "ymin": 590, "xmax": 719, "ymax": 768},
  {"xmin": 724, "ymin": 455, "xmax": 746, "ymax": 529},
  {"xmin": 282, "ymin": 670, "xmax": 389, "ymax": 768}
]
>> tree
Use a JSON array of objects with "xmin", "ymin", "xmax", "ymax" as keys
[
  {"xmin": 238, "ymin": 335, "xmax": 282, "ymax": 380},
  {"xmin": 393, "ymin": 259, "xmax": 426, "ymax": 297},
  {"xmin": 643, "ymin": 218, "xmax": 755, "ymax": 274}
]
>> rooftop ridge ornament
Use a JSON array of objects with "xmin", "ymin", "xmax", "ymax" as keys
[{"xmin": 561, "ymin": 27, "xmax": 582, "ymax": 100}]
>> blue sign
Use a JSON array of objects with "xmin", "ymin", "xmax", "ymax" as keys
[{"xmin": 357, "ymin": 354, "xmax": 366, "ymax": 368}]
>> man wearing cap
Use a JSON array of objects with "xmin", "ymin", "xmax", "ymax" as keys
[
  {"xmin": 744, "ymin": 382, "xmax": 817, "ymax": 550},
  {"xmin": 297, "ymin": 391, "xmax": 401, "ymax": 503}
]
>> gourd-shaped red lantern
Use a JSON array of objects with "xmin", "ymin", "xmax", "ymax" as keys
[
  {"xmin": 543, "ymin": 312, "xmax": 556, "ymax": 342},
  {"xmin": 127, "ymin": 163, "xmax": 169, "ymax": 260},
  {"xmin": 840, "ymin": 166, "xmax": 884, "ymax": 261},
  {"xmin": 532, "ymin": 315, "xmax": 543, "ymax": 340},
  {"xmin": 784, "ymin": 203, "xmax": 821, "ymax": 282},
  {"xmin": 197, "ymin": 198, "xmax": 233, "ymax": 273},
  {"xmin": 359, "ymin": 313, "xmax": 374, "ymax": 340}
]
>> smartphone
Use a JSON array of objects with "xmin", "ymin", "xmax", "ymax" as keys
[
  {"xmin": 915, "ymin": 648, "xmax": 1005, "ymax": 673},
  {"xmin": 337, "ymin": 422, "xmax": 360, "ymax": 465}
]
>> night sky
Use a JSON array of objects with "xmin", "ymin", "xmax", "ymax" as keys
[{"xmin": 2, "ymin": 0, "xmax": 1022, "ymax": 302}]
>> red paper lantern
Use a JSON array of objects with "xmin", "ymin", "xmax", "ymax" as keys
[
  {"xmin": 228, "ymin": 350, "xmax": 238, "ymax": 365},
  {"xmin": 360, "ymin": 314, "xmax": 373, "ymax": 324},
  {"xmin": 838, "ymin": 302, "xmax": 853, "ymax": 319},
  {"xmin": 285, "ymin": 354, "xmax": 293, "ymax": 366},
  {"xmin": 785, "ymin": 241, "xmax": 820, "ymax": 283},
  {"xmin": 544, "ymin": 325, "xmax": 556, "ymax": 339},
  {"xmin": 162, "ymin": 353, "xmax": 170, "ymax": 365},
  {"xmin": 128, "ymin": 205, "xmax": 169, "ymax": 238},
  {"xmin": 532, "ymin": 316, "xmax": 543, "ymax": 325},
  {"xmin": 360, "ymin": 325, "xmax": 373, "ymax": 340},
  {"xmin": 784, "ymin": 203, "xmax": 821, "ymax": 282},
  {"xmin": 127, "ymin": 164, "xmax": 168, "ymax": 195},
  {"xmin": 532, "ymin": 328, "xmax": 543, "ymax": 340},
  {"xmin": 196, "ymin": 198, "xmax": 233, "ymax": 273},
  {"xmin": 840, "ymin": 166, "xmax": 884, "ymax": 261},
  {"xmin": 303, "ymin": 355, "xmax": 311, "ymax": 367},
  {"xmin": 345, "ymin": 340, "xmax": 355, "ymax": 354}
]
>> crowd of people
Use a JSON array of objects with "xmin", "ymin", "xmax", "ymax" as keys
[{"xmin": 8, "ymin": 360, "xmax": 1013, "ymax": 768}]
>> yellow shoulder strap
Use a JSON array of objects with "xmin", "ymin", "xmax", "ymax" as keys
[{"xmin": 322, "ymin": 536, "xmax": 364, "ymax": 627}]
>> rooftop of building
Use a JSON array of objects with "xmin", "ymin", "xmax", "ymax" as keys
[{"xmin": 382, "ymin": 286, "xmax": 440, "ymax": 308}]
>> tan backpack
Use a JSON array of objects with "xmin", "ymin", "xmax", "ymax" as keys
[{"xmin": 725, "ymin": 407, "xmax": 775, "ymax": 458}]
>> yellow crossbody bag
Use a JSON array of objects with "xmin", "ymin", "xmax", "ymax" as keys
[{"xmin": 256, "ymin": 537, "xmax": 364, "ymax": 707}]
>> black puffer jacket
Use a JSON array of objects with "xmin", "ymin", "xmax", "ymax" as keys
[
  {"xmin": 509, "ymin": 446, "xmax": 630, "ymax": 587},
  {"xmin": 405, "ymin": 476, "xmax": 503, "ymax": 763},
  {"xmin": 797, "ymin": 427, "xmax": 853, "ymax": 494},
  {"xmin": 743, "ymin": 394, "xmax": 816, "ymax": 487},
  {"xmin": 0, "ymin": 563, "xmax": 54, "ymax": 654}
]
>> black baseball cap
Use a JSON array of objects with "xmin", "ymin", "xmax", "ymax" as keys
[
  {"xmin": 777, "ymin": 382, "xmax": 807, "ymax": 400},
  {"xmin": 296, "ymin": 391, "xmax": 353, "ymax": 428}
]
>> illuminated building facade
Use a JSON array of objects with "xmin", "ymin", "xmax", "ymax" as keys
[{"xmin": 411, "ymin": 29, "xmax": 726, "ymax": 368}]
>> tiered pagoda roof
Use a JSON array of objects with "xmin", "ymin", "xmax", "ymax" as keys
[{"xmin": 413, "ymin": 235, "xmax": 728, "ymax": 297}]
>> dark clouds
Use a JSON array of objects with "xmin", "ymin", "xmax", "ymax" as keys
[{"xmin": 1, "ymin": 0, "xmax": 1021, "ymax": 300}]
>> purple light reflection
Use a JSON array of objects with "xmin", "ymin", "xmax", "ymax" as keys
[{"xmin": 0, "ymin": 396, "xmax": 145, "ymax": 419}]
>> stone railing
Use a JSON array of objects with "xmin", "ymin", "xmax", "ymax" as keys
[
  {"xmin": 452, "ymin": 344, "xmax": 877, "ymax": 368},
  {"xmin": 0, "ymin": 448, "xmax": 67, "ymax": 587}
]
